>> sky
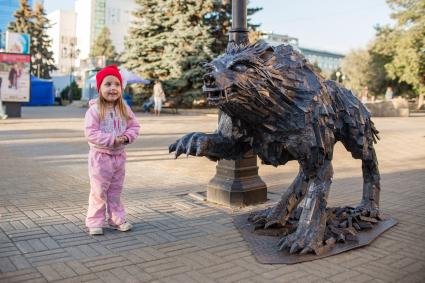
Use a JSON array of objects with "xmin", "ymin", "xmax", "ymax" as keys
[
  {"xmin": 42, "ymin": 0, "xmax": 394, "ymax": 54},
  {"xmin": 248, "ymin": 0, "xmax": 394, "ymax": 54}
]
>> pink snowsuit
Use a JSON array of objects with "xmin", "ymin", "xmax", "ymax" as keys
[{"xmin": 84, "ymin": 99, "xmax": 140, "ymax": 228}]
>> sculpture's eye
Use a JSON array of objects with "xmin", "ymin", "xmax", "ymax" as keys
[
  {"xmin": 203, "ymin": 63, "xmax": 215, "ymax": 73},
  {"xmin": 231, "ymin": 64, "xmax": 248, "ymax": 72}
]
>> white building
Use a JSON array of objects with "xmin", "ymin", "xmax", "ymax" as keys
[
  {"xmin": 46, "ymin": 10, "xmax": 77, "ymax": 75},
  {"xmin": 262, "ymin": 33, "xmax": 344, "ymax": 74},
  {"xmin": 75, "ymin": 0, "xmax": 137, "ymax": 61}
]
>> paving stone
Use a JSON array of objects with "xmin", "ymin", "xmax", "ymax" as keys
[
  {"xmin": 0, "ymin": 257, "xmax": 16, "ymax": 272},
  {"xmin": 37, "ymin": 265, "xmax": 63, "ymax": 281},
  {"xmin": 65, "ymin": 260, "xmax": 92, "ymax": 275},
  {"xmin": 0, "ymin": 268, "xmax": 45, "ymax": 283},
  {"xmin": 8, "ymin": 254, "xmax": 32, "ymax": 270}
]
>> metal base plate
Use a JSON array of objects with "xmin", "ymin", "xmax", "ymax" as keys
[{"xmin": 234, "ymin": 213, "xmax": 397, "ymax": 264}]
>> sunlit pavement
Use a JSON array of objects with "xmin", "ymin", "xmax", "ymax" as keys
[{"xmin": 0, "ymin": 106, "xmax": 424, "ymax": 282}]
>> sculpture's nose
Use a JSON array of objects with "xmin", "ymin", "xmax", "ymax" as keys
[{"xmin": 203, "ymin": 73, "xmax": 216, "ymax": 87}]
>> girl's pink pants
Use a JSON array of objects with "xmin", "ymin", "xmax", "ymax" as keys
[{"xmin": 86, "ymin": 150, "xmax": 127, "ymax": 228}]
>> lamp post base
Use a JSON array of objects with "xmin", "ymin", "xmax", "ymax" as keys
[{"xmin": 207, "ymin": 153, "xmax": 267, "ymax": 207}]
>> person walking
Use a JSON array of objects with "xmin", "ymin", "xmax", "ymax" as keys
[
  {"xmin": 84, "ymin": 65, "xmax": 140, "ymax": 235},
  {"xmin": 153, "ymin": 79, "xmax": 166, "ymax": 116},
  {"xmin": 361, "ymin": 86, "xmax": 369, "ymax": 104},
  {"xmin": 385, "ymin": 86, "xmax": 394, "ymax": 101},
  {"xmin": 0, "ymin": 77, "xmax": 8, "ymax": 120}
]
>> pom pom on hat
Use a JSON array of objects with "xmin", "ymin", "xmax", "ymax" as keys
[{"xmin": 96, "ymin": 65, "xmax": 123, "ymax": 91}]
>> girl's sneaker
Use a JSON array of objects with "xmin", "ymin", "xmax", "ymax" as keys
[
  {"xmin": 112, "ymin": 222, "xmax": 132, "ymax": 232},
  {"xmin": 89, "ymin": 227, "xmax": 103, "ymax": 235}
]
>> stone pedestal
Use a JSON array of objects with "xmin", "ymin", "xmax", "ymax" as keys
[
  {"xmin": 365, "ymin": 98, "xmax": 410, "ymax": 117},
  {"xmin": 207, "ymin": 152, "xmax": 267, "ymax": 207}
]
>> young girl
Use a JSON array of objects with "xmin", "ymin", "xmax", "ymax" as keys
[{"xmin": 84, "ymin": 65, "xmax": 140, "ymax": 235}]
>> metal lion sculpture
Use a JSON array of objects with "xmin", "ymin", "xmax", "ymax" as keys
[{"xmin": 170, "ymin": 41, "xmax": 382, "ymax": 255}]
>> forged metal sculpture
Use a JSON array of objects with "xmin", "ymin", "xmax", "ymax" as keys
[{"xmin": 169, "ymin": 41, "xmax": 382, "ymax": 255}]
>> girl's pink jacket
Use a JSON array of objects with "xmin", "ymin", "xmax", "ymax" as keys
[{"xmin": 84, "ymin": 99, "xmax": 140, "ymax": 155}]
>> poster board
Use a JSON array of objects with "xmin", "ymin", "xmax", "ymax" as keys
[
  {"xmin": 5, "ymin": 31, "xmax": 30, "ymax": 54},
  {"xmin": 0, "ymin": 53, "xmax": 31, "ymax": 102}
]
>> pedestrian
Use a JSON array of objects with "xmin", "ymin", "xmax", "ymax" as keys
[
  {"xmin": 0, "ymin": 77, "xmax": 8, "ymax": 120},
  {"xmin": 153, "ymin": 79, "xmax": 166, "ymax": 116},
  {"xmin": 361, "ymin": 86, "xmax": 369, "ymax": 104},
  {"xmin": 84, "ymin": 65, "xmax": 140, "ymax": 235},
  {"xmin": 385, "ymin": 86, "xmax": 394, "ymax": 101},
  {"xmin": 55, "ymin": 88, "xmax": 62, "ymax": 106}
]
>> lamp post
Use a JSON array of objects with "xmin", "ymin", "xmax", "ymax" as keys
[
  {"xmin": 64, "ymin": 43, "xmax": 80, "ymax": 103},
  {"xmin": 335, "ymin": 71, "xmax": 341, "ymax": 83},
  {"xmin": 35, "ymin": 52, "xmax": 42, "ymax": 78},
  {"xmin": 206, "ymin": 0, "xmax": 267, "ymax": 207}
]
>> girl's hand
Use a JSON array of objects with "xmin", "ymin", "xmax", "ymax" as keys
[
  {"xmin": 114, "ymin": 136, "xmax": 125, "ymax": 146},
  {"xmin": 114, "ymin": 135, "xmax": 128, "ymax": 146}
]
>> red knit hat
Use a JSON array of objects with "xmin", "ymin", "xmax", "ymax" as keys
[{"xmin": 96, "ymin": 65, "xmax": 123, "ymax": 92}]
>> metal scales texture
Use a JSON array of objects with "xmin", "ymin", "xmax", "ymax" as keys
[{"xmin": 170, "ymin": 40, "xmax": 396, "ymax": 256}]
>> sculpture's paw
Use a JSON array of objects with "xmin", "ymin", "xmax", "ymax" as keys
[
  {"xmin": 277, "ymin": 224, "xmax": 323, "ymax": 255},
  {"xmin": 169, "ymin": 132, "xmax": 209, "ymax": 158},
  {"xmin": 249, "ymin": 208, "xmax": 285, "ymax": 230},
  {"xmin": 355, "ymin": 201, "xmax": 380, "ymax": 218}
]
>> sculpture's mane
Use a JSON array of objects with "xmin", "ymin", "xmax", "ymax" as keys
[{"xmin": 222, "ymin": 41, "xmax": 323, "ymax": 122}]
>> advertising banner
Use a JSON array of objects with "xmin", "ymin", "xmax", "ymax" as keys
[
  {"xmin": 0, "ymin": 53, "xmax": 31, "ymax": 102},
  {"xmin": 5, "ymin": 31, "xmax": 30, "ymax": 54}
]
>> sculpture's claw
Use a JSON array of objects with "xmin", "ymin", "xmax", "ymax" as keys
[
  {"xmin": 264, "ymin": 219, "xmax": 280, "ymax": 229},
  {"xmin": 355, "ymin": 201, "xmax": 380, "ymax": 219},
  {"xmin": 169, "ymin": 143, "xmax": 176, "ymax": 153},
  {"xmin": 186, "ymin": 134, "xmax": 196, "ymax": 157},
  {"xmin": 253, "ymin": 218, "xmax": 266, "ymax": 225},
  {"xmin": 299, "ymin": 246, "xmax": 313, "ymax": 255},
  {"xmin": 253, "ymin": 222, "xmax": 266, "ymax": 230},
  {"xmin": 169, "ymin": 132, "xmax": 209, "ymax": 159},
  {"xmin": 277, "ymin": 237, "xmax": 290, "ymax": 251},
  {"xmin": 277, "ymin": 237, "xmax": 285, "ymax": 246},
  {"xmin": 174, "ymin": 141, "xmax": 185, "ymax": 159},
  {"xmin": 289, "ymin": 242, "xmax": 301, "ymax": 254}
]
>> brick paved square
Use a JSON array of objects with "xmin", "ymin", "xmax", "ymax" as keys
[{"xmin": 0, "ymin": 106, "xmax": 424, "ymax": 282}]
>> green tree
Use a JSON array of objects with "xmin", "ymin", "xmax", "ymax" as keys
[
  {"xmin": 8, "ymin": 0, "xmax": 33, "ymax": 35},
  {"xmin": 124, "ymin": 0, "xmax": 262, "ymax": 106},
  {"xmin": 341, "ymin": 42, "xmax": 394, "ymax": 99},
  {"xmin": 383, "ymin": 0, "xmax": 425, "ymax": 108},
  {"xmin": 8, "ymin": 0, "xmax": 56, "ymax": 79},
  {"xmin": 123, "ymin": 0, "xmax": 173, "ymax": 79},
  {"xmin": 341, "ymin": 49, "xmax": 372, "ymax": 96},
  {"xmin": 124, "ymin": 0, "xmax": 215, "ymax": 105},
  {"xmin": 164, "ymin": 0, "xmax": 215, "ymax": 104},
  {"xmin": 32, "ymin": 3, "xmax": 56, "ymax": 78},
  {"xmin": 204, "ymin": 1, "xmax": 262, "ymax": 54},
  {"xmin": 89, "ymin": 27, "xmax": 118, "ymax": 63},
  {"xmin": 60, "ymin": 81, "xmax": 81, "ymax": 101}
]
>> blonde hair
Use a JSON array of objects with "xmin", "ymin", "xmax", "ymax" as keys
[{"xmin": 98, "ymin": 95, "xmax": 129, "ymax": 121}]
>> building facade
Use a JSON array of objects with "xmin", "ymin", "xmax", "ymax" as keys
[
  {"xmin": 0, "ymin": 0, "xmax": 33, "ymax": 49},
  {"xmin": 262, "ymin": 33, "xmax": 344, "ymax": 74},
  {"xmin": 298, "ymin": 47, "xmax": 344, "ymax": 74},
  {"xmin": 75, "ymin": 0, "xmax": 137, "ymax": 60},
  {"xmin": 46, "ymin": 10, "xmax": 77, "ymax": 75}
]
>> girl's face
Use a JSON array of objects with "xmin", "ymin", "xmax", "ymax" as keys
[{"xmin": 100, "ymin": 75, "xmax": 122, "ymax": 104}]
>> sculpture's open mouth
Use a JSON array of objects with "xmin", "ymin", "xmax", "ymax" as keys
[{"xmin": 203, "ymin": 86, "xmax": 236, "ymax": 105}]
